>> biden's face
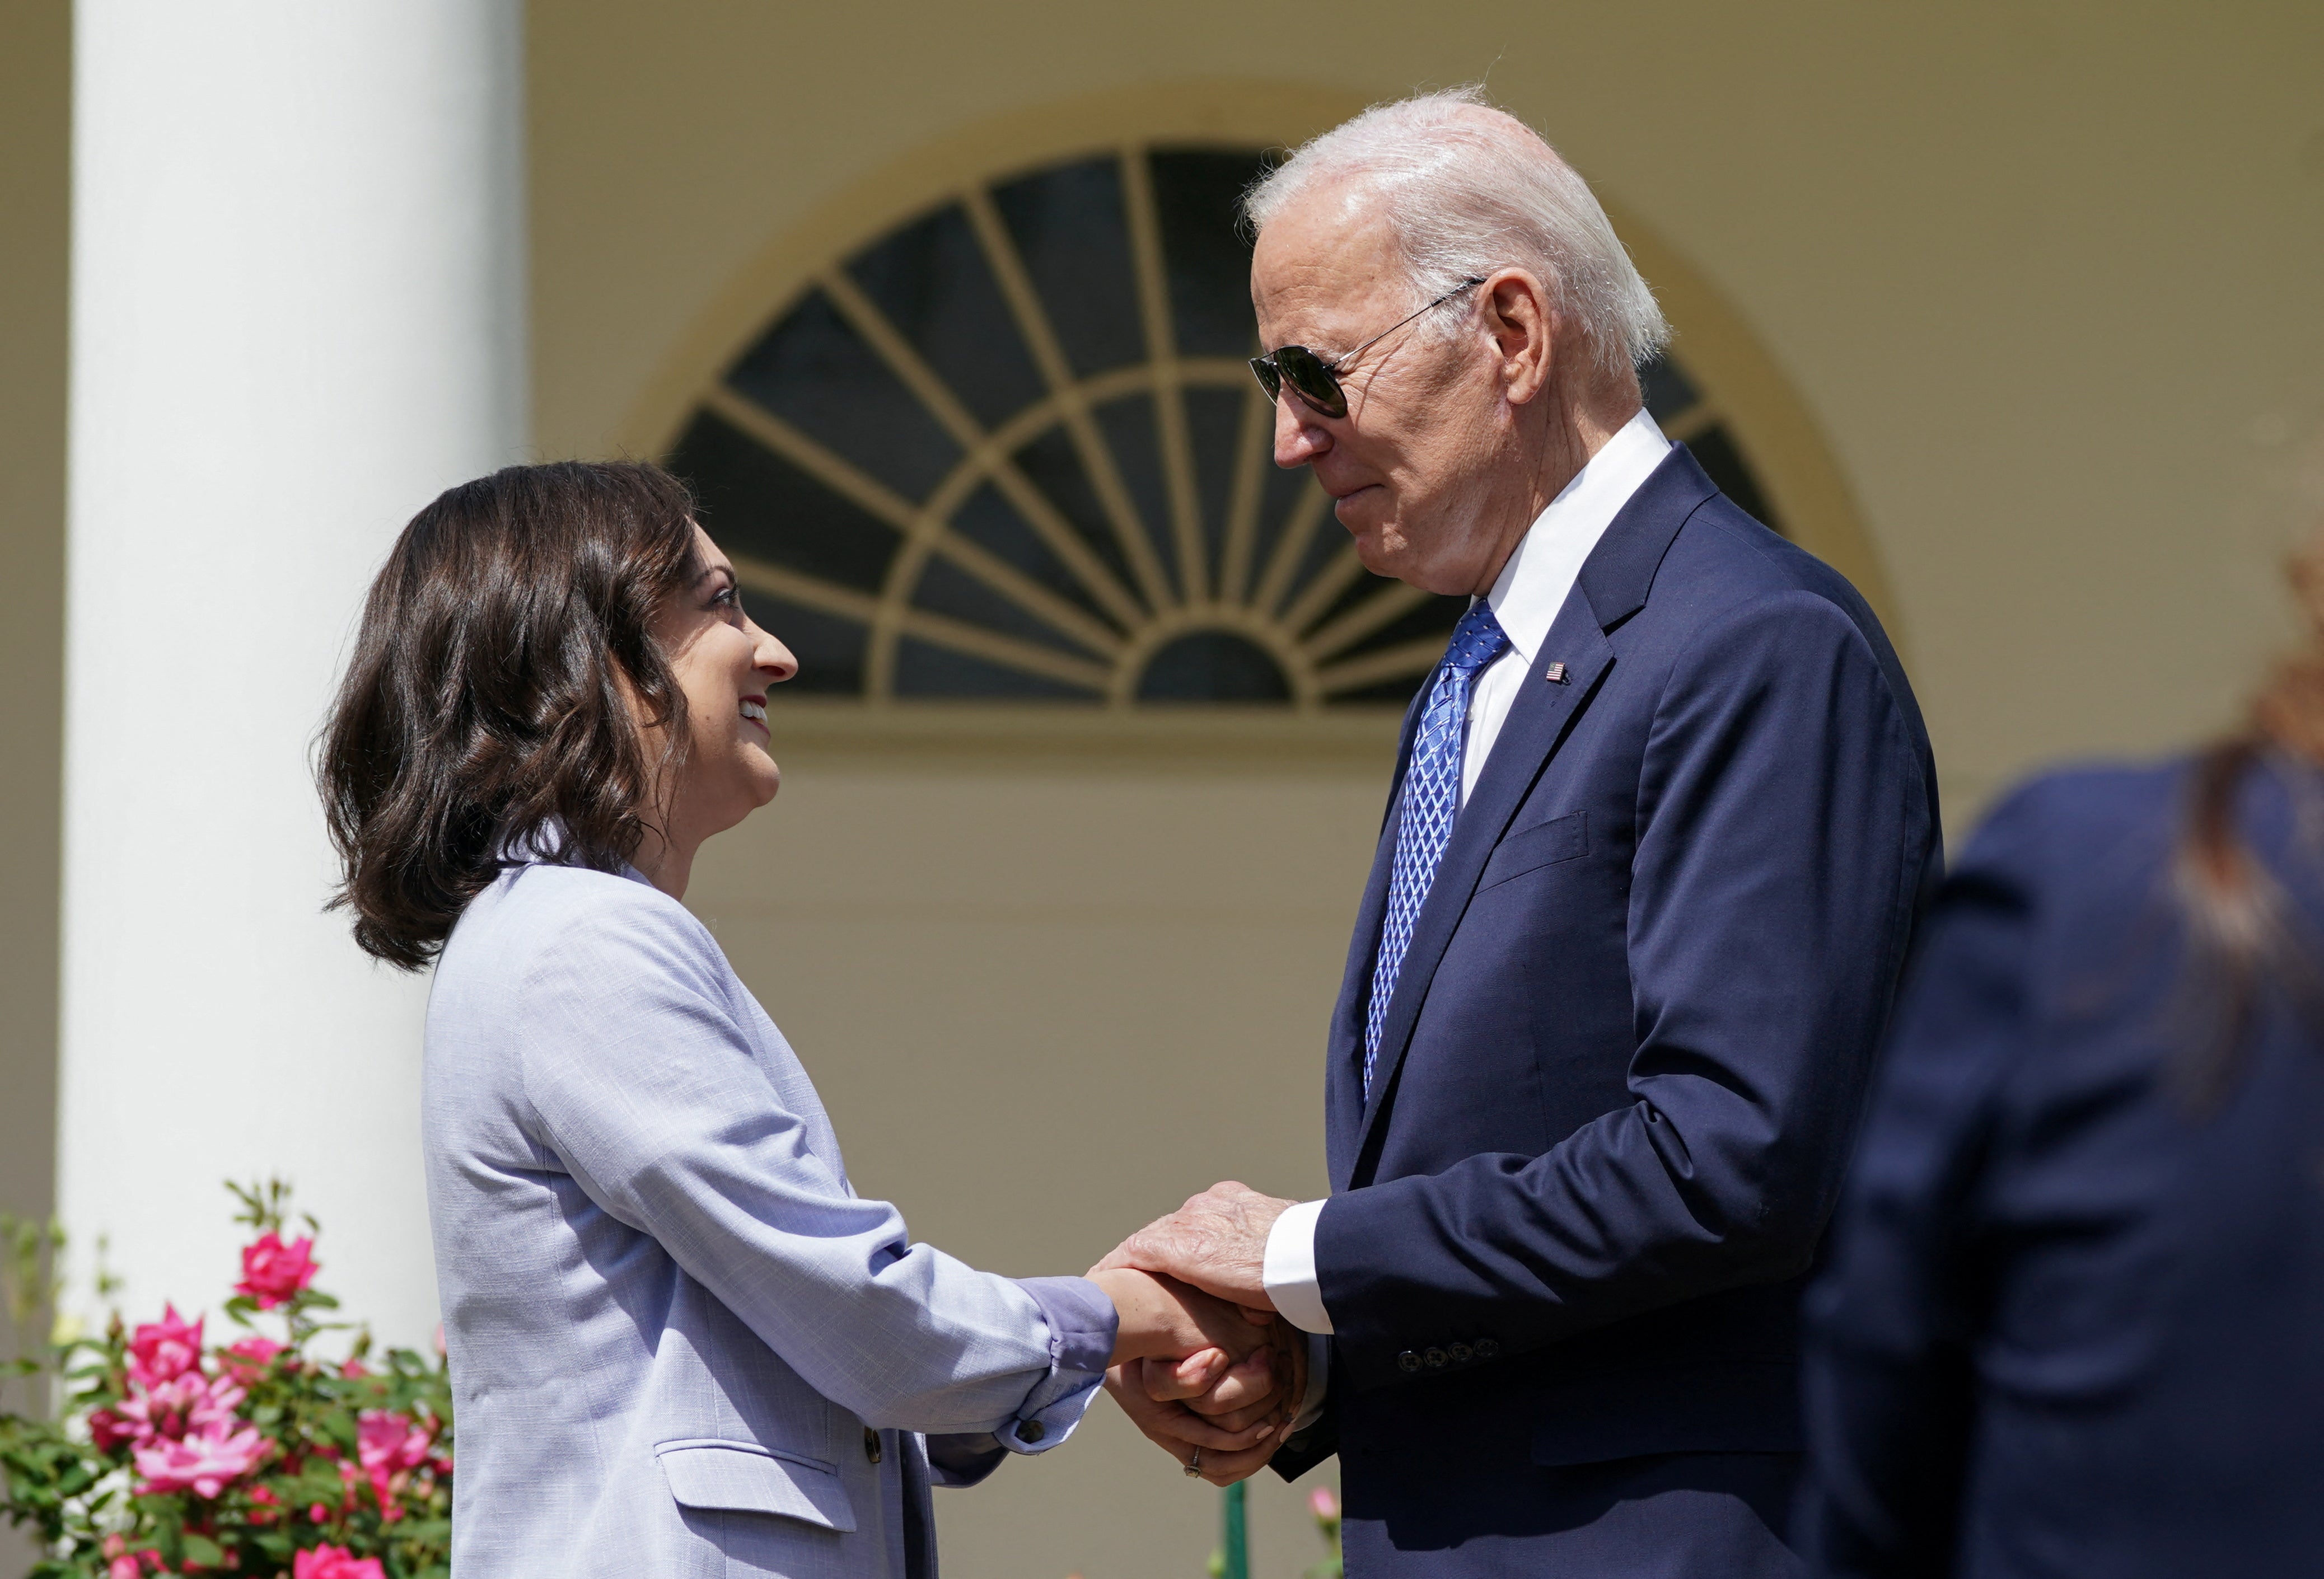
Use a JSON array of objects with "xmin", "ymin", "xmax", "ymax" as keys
[{"xmin": 1250, "ymin": 186, "xmax": 1512, "ymax": 598}]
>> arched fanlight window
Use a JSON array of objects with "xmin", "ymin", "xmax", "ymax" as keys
[{"xmin": 666, "ymin": 146, "xmax": 1780, "ymax": 709}]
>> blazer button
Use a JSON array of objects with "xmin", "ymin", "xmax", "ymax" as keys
[
  {"xmin": 1423, "ymin": 1347, "xmax": 1449, "ymax": 1369},
  {"xmin": 863, "ymin": 1427, "xmax": 882, "ymax": 1464},
  {"xmin": 1474, "ymin": 1338, "xmax": 1500, "ymax": 1360},
  {"xmin": 1448, "ymin": 1342, "xmax": 1473, "ymax": 1364},
  {"xmin": 1017, "ymin": 1419, "xmax": 1046, "ymax": 1444},
  {"xmin": 1397, "ymin": 1350, "xmax": 1421, "ymax": 1372}
]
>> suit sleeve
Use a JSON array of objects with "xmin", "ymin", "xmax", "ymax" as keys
[
  {"xmin": 1313, "ymin": 589, "xmax": 1935, "ymax": 1390},
  {"xmin": 1796, "ymin": 801, "xmax": 2044, "ymax": 1576},
  {"xmin": 508, "ymin": 894, "xmax": 1113, "ymax": 1446}
]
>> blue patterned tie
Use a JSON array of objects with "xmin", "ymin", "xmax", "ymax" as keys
[{"xmin": 1363, "ymin": 601, "xmax": 1511, "ymax": 1094}]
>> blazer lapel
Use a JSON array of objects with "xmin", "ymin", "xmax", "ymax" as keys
[{"xmin": 1344, "ymin": 445, "xmax": 1715, "ymax": 1182}]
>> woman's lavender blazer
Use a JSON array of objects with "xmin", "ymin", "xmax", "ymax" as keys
[{"xmin": 420, "ymin": 859, "xmax": 1112, "ymax": 1578}]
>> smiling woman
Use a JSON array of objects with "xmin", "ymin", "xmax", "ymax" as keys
[
  {"xmin": 311, "ymin": 458, "xmax": 1306, "ymax": 1579},
  {"xmin": 632, "ymin": 525, "xmax": 797, "ymax": 898}
]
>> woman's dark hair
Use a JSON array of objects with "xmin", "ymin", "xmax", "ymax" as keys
[
  {"xmin": 320, "ymin": 461, "xmax": 702, "ymax": 969},
  {"xmin": 2175, "ymin": 531, "xmax": 2324, "ymax": 1103}
]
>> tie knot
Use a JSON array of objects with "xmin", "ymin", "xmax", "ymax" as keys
[{"xmin": 1443, "ymin": 601, "xmax": 1511, "ymax": 677}]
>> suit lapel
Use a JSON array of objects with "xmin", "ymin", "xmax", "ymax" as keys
[
  {"xmin": 1342, "ymin": 444, "xmax": 1717, "ymax": 1183},
  {"xmin": 1347, "ymin": 610, "xmax": 1613, "ymax": 1177},
  {"xmin": 1325, "ymin": 687, "xmax": 1429, "ymax": 1189}
]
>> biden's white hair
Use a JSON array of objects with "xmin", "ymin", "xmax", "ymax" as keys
[{"xmin": 1244, "ymin": 86, "xmax": 1669, "ymax": 382}]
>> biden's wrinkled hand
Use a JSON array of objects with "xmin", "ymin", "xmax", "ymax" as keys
[{"xmin": 1095, "ymin": 1181, "xmax": 1296, "ymax": 1311}]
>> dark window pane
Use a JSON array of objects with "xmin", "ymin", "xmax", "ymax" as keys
[
  {"xmin": 667, "ymin": 410, "xmax": 900, "ymax": 594},
  {"xmin": 1092, "ymin": 394, "xmax": 1177, "ymax": 599},
  {"xmin": 1685, "ymin": 422, "xmax": 1782, "ymax": 536},
  {"xmin": 1331, "ymin": 592, "xmax": 1467, "ymax": 662},
  {"xmin": 950, "ymin": 482, "xmax": 1121, "ymax": 632},
  {"xmin": 1137, "ymin": 630, "xmax": 1290, "ymax": 703},
  {"xmin": 1182, "ymin": 387, "xmax": 1243, "ymax": 583},
  {"xmin": 846, "ymin": 203, "xmax": 1046, "ymax": 432},
  {"xmin": 1639, "ymin": 354, "xmax": 1700, "ymax": 424},
  {"xmin": 1148, "ymin": 148, "xmax": 1268, "ymax": 358},
  {"xmin": 1013, "ymin": 426, "xmax": 1144, "ymax": 608},
  {"xmin": 1279, "ymin": 524, "xmax": 1359, "ymax": 626},
  {"xmin": 910, "ymin": 555, "xmax": 1088, "ymax": 656},
  {"xmin": 894, "ymin": 636, "xmax": 1098, "ymax": 700},
  {"xmin": 1246, "ymin": 465, "xmax": 1325, "ymax": 606},
  {"xmin": 1329, "ymin": 672, "xmax": 1432, "ymax": 708},
  {"xmin": 724, "ymin": 288, "xmax": 961, "ymax": 502},
  {"xmin": 742, "ymin": 593, "xmax": 866, "ymax": 696},
  {"xmin": 992, "ymin": 157, "xmax": 1145, "ymax": 377},
  {"xmin": 1300, "ymin": 569, "xmax": 1394, "ymax": 641}
]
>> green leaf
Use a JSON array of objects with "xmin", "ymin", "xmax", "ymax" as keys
[
  {"xmin": 181, "ymin": 1533, "xmax": 226, "ymax": 1567},
  {"xmin": 321, "ymin": 1409, "xmax": 359, "ymax": 1454}
]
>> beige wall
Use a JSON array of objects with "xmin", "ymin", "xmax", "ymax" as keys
[
  {"xmin": 686, "ymin": 748, "xmax": 1378, "ymax": 1575},
  {"xmin": 526, "ymin": 3, "xmax": 2324, "ymax": 1575}
]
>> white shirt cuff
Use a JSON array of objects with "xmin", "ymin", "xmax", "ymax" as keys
[{"xmin": 1262, "ymin": 1198, "xmax": 1334, "ymax": 1335}]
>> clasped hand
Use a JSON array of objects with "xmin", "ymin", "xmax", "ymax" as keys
[{"xmin": 1088, "ymin": 1182, "xmax": 1302, "ymax": 1486}]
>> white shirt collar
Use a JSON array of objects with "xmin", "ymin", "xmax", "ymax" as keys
[{"xmin": 1481, "ymin": 407, "xmax": 1673, "ymax": 665}]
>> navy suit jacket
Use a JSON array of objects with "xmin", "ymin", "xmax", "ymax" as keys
[
  {"xmin": 1799, "ymin": 757, "xmax": 2324, "ymax": 1576},
  {"xmin": 1278, "ymin": 448, "xmax": 1940, "ymax": 1516}
]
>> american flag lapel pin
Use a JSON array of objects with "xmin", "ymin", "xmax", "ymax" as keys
[{"xmin": 1544, "ymin": 662, "xmax": 1568, "ymax": 685}]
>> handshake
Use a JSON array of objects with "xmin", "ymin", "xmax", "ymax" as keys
[{"xmin": 1083, "ymin": 1182, "xmax": 1302, "ymax": 1487}]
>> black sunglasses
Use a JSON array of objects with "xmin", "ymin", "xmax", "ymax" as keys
[{"xmin": 1248, "ymin": 277, "xmax": 1487, "ymax": 420}]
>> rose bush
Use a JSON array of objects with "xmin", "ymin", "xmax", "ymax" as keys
[{"xmin": 0, "ymin": 1182, "xmax": 451, "ymax": 1578}]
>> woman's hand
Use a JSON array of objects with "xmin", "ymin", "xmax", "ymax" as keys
[
  {"xmin": 1087, "ymin": 1266, "xmax": 1308, "ymax": 1484},
  {"xmin": 1105, "ymin": 1320, "xmax": 1309, "ymax": 1486},
  {"xmin": 1086, "ymin": 1266, "xmax": 1274, "ymax": 1370}
]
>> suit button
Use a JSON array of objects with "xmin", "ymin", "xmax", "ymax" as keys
[
  {"xmin": 1397, "ymin": 1350, "xmax": 1421, "ymax": 1372},
  {"xmin": 1474, "ymin": 1338, "xmax": 1500, "ymax": 1360},
  {"xmin": 863, "ymin": 1427, "xmax": 882, "ymax": 1464},
  {"xmin": 1017, "ymin": 1419, "xmax": 1046, "ymax": 1444},
  {"xmin": 1423, "ymin": 1347, "xmax": 1448, "ymax": 1369},
  {"xmin": 1448, "ymin": 1342, "xmax": 1473, "ymax": 1364}
]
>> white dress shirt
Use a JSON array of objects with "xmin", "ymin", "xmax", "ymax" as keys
[{"xmin": 1264, "ymin": 408, "xmax": 1673, "ymax": 1353}]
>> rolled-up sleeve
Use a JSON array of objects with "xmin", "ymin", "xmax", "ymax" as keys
[{"xmin": 924, "ymin": 1275, "xmax": 1118, "ymax": 1485}]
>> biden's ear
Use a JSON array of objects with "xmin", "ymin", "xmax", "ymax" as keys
[{"xmin": 1484, "ymin": 268, "xmax": 1558, "ymax": 407}]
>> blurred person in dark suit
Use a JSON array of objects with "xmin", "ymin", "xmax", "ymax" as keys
[{"xmin": 1799, "ymin": 534, "xmax": 2324, "ymax": 1576}]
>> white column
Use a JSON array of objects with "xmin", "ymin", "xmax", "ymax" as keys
[{"xmin": 62, "ymin": 1, "xmax": 526, "ymax": 1348}]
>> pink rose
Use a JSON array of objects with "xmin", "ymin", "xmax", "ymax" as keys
[
  {"xmin": 221, "ymin": 1334, "xmax": 285, "ymax": 1379},
  {"xmin": 1310, "ymin": 1486, "xmax": 1341, "ymax": 1522},
  {"xmin": 127, "ymin": 1304, "xmax": 204, "ymax": 1388},
  {"xmin": 88, "ymin": 1406, "xmax": 138, "ymax": 1453},
  {"xmin": 358, "ymin": 1409, "xmax": 434, "ymax": 1519},
  {"xmin": 236, "ymin": 1233, "xmax": 318, "ymax": 1309},
  {"xmin": 133, "ymin": 1417, "xmax": 266, "ymax": 1498},
  {"xmin": 107, "ymin": 1558, "xmax": 142, "ymax": 1579},
  {"xmin": 118, "ymin": 1372, "xmax": 246, "ymax": 1447},
  {"xmin": 292, "ymin": 1545, "xmax": 386, "ymax": 1579}
]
